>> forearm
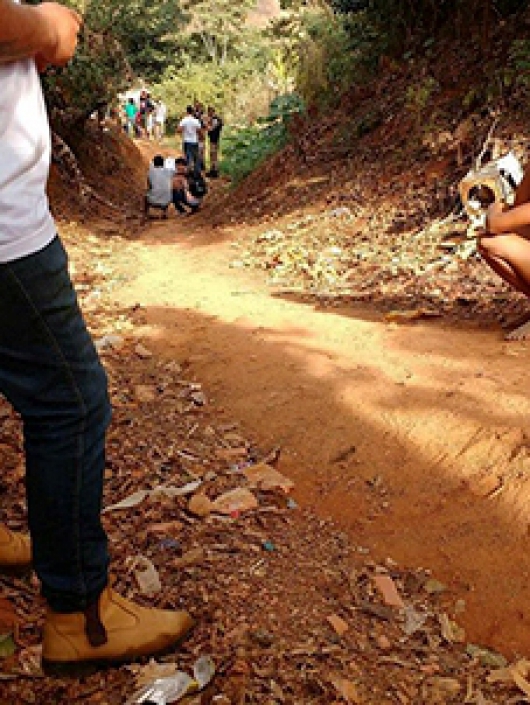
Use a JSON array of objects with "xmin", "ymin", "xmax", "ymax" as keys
[
  {"xmin": 488, "ymin": 203, "xmax": 530, "ymax": 235},
  {"xmin": 0, "ymin": 1, "xmax": 56, "ymax": 63}
]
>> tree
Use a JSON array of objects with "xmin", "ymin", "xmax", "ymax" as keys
[{"xmin": 181, "ymin": 0, "xmax": 255, "ymax": 65}]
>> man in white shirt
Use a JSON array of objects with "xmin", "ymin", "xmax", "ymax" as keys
[
  {"xmin": 0, "ymin": 0, "xmax": 193, "ymax": 671},
  {"xmin": 177, "ymin": 105, "xmax": 203, "ymax": 177}
]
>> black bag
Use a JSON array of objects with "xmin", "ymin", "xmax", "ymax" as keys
[{"xmin": 188, "ymin": 173, "xmax": 208, "ymax": 199}]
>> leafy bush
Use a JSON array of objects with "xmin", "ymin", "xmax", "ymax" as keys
[
  {"xmin": 294, "ymin": 8, "xmax": 379, "ymax": 108},
  {"xmin": 405, "ymin": 76, "xmax": 440, "ymax": 130},
  {"xmin": 221, "ymin": 93, "xmax": 305, "ymax": 184}
]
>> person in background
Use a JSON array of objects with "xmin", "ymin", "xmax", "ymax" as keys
[
  {"xmin": 154, "ymin": 99, "xmax": 167, "ymax": 141},
  {"xmin": 139, "ymin": 89, "xmax": 148, "ymax": 134},
  {"xmin": 124, "ymin": 97, "xmax": 138, "ymax": 137},
  {"xmin": 177, "ymin": 105, "xmax": 203, "ymax": 177},
  {"xmin": 194, "ymin": 101, "xmax": 206, "ymax": 173},
  {"xmin": 206, "ymin": 106, "xmax": 223, "ymax": 178},
  {"xmin": 145, "ymin": 92, "xmax": 155, "ymax": 139},
  {"xmin": 143, "ymin": 154, "xmax": 174, "ymax": 220},
  {"xmin": 172, "ymin": 157, "xmax": 201, "ymax": 215},
  {"xmin": 0, "ymin": 0, "xmax": 193, "ymax": 671}
]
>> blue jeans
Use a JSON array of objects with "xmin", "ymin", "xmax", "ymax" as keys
[
  {"xmin": 0, "ymin": 237, "xmax": 110, "ymax": 612},
  {"xmin": 183, "ymin": 142, "xmax": 200, "ymax": 176}
]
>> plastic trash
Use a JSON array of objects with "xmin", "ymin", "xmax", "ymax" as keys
[
  {"xmin": 126, "ymin": 655, "xmax": 216, "ymax": 705},
  {"xmin": 125, "ymin": 672, "xmax": 196, "ymax": 704}
]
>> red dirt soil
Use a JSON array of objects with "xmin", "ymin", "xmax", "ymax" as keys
[{"xmin": 104, "ymin": 148, "xmax": 530, "ymax": 660}]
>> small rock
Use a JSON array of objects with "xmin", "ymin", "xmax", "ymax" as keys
[
  {"xmin": 375, "ymin": 634, "xmax": 392, "ymax": 650},
  {"xmin": 188, "ymin": 493, "xmax": 213, "ymax": 518}
]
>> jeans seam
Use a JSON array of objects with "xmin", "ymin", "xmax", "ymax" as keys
[{"xmin": 6, "ymin": 264, "xmax": 88, "ymax": 600}]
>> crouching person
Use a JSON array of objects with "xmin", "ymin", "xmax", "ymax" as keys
[
  {"xmin": 172, "ymin": 157, "xmax": 201, "ymax": 215},
  {"xmin": 144, "ymin": 154, "xmax": 173, "ymax": 221}
]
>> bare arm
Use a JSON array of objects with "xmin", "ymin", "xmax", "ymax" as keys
[
  {"xmin": 0, "ymin": 0, "xmax": 81, "ymax": 68},
  {"xmin": 487, "ymin": 201, "xmax": 530, "ymax": 235}
]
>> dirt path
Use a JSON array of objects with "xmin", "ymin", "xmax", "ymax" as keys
[{"xmin": 110, "ymin": 216, "xmax": 530, "ymax": 659}]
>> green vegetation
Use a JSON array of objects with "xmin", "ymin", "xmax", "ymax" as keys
[
  {"xmin": 221, "ymin": 94, "xmax": 305, "ymax": 184},
  {"xmin": 43, "ymin": 0, "xmax": 529, "ymax": 181}
]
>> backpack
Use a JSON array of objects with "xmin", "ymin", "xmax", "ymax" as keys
[{"xmin": 188, "ymin": 173, "xmax": 208, "ymax": 199}]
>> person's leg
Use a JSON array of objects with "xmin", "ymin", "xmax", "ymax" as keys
[
  {"xmin": 172, "ymin": 189, "xmax": 188, "ymax": 213},
  {"xmin": 198, "ymin": 142, "xmax": 205, "ymax": 173},
  {"xmin": 478, "ymin": 232, "xmax": 530, "ymax": 338},
  {"xmin": 477, "ymin": 234, "xmax": 530, "ymax": 298},
  {"xmin": 184, "ymin": 142, "xmax": 193, "ymax": 170},
  {"xmin": 0, "ymin": 237, "xmax": 110, "ymax": 612},
  {"xmin": 0, "ymin": 237, "xmax": 194, "ymax": 668},
  {"xmin": 191, "ymin": 144, "xmax": 200, "ymax": 177},
  {"xmin": 210, "ymin": 142, "xmax": 218, "ymax": 174}
]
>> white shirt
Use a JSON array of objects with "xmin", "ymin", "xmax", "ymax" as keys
[
  {"xmin": 179, "ymin": 115, "xmax": 201, "ymax": 144},
  {"xmin": 155, "ymin": 102, "xmax": 167, "ymax": 124},
  {"xmin": 0, "ymin": 59, "xmax": 55, "ymax": 262}
]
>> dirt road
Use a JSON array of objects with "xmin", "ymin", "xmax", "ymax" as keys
[{"xmin": 111, "ymin": 217, "xmax": 530, "ymax": 658}]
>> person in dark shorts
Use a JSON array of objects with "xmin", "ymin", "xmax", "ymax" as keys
[{"xmin": 206, "ymin": 106, "xmax": 223, "ymax": 177}]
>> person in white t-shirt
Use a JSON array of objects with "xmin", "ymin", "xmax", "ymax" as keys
[
  {"xmin": 154, "ymin": 100, "xmax": 167, "ymax": 140},
  {"xmin": 0, "ymin": 0, "xmax": 193, "ymax": 671},
  {"xmin": 177, "ymin": 105, "xmax": 204, "ymax": 176}
]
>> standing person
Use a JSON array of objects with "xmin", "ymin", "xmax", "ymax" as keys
[
  {"xmin": 177, "ymin": 105, "xmax": 203, "ymax": 177},
  {"xmin": 0, "ymin": 0, "xmax": 193, "ymax": 670},
  {"xmin": 194, "ymin": 101, "xmax": 206, "ymax": 173},
  {"xmin": 154, "ymin": 99, "xmax": 167, "ymax": 141},
  {"xmin": 206, "ymin": 106, "xmax": 223, "ymax": 178},
  {"xmin": 124, "ymin": 97, "xmax": 138, "ymax": 137},
  {"xmin": 478, "ymin": 166, "xmax": 530, "ymax": 340},
  {"xmin": 145, "ymin": 92, "xmax": 155, "ymax": 140}
]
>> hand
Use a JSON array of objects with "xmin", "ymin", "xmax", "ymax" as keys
[
  {"xmin": 34, "ymin": 2, "xmax": 82, "ymax": 72},
  {"xmin": 486, "ymin": 200, "xmax": 505, "ymax": 233}
]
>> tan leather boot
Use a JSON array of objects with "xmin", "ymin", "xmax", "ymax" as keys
[
  {"xmin": 0, "ymin": 524, "xmax": 31, "ymax": 571},
  {"xmin": 42, "ymin": 587, "xmax": 194, "ymax": 670}
]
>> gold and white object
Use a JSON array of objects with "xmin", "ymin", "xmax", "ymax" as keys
[{"xmin": 459, "ymin": 152, "xmax": 524, "ymax": 229}]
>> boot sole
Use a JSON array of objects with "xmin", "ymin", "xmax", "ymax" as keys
[
  {"xmin": 0, "ymin": 563, "xmax": 33, "ymax": 578},
  {"xmin": 42, "ymin": 625, "xmax": 194, "ymax": 677}
]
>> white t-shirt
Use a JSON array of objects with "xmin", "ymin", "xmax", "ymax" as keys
[
  {"xmin": 0, "ymin": 59, "xmax": 55, "ymax": 262},
  {"xmin": 179, "ymin": 115, "xmax": 201, "ymax": 144},
  {"xmin": 155, "ymin": 102, "xmax": 167, "ymax": 124}
]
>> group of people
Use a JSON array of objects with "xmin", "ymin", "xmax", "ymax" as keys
[
  {"xmin": 143, "ymin": 102, "xmax": 224, "ymax": 221},
  {"xmin": 122, "ymin": 94, "xmax": 224, "ymax": 182},
  {"xmin": 143, "ymin": 153, "xmax": 207, "ymax": 222},
  {"xmin": 7, "ymin": 0, "xmax": 530, "ymax": 680},
  {"xmin": 177, "ymin": 102, "xmax": 223, "ymax": 179},
  {"xmin": 123, "ymin": 90, "xmax": 167, "ymax": 141}
]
